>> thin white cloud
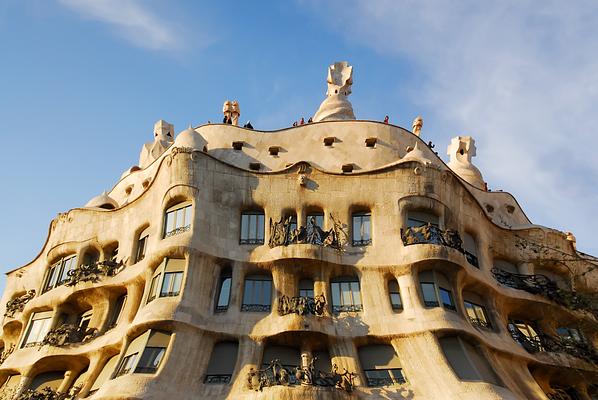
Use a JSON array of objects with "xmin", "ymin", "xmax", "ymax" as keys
[
  {"xmin": 305, "ymin": 0, "xmax": 598, "ymax": 254},
  {"xmin": 58, "ymin": 0, "xmax": 183, "ymax": 50}
]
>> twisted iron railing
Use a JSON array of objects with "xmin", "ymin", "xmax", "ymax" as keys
[
  {"xmin": 278, "ymin": 294, "xmax": 326, "ymax": 316},
  {"xmin": 66, "ymin": 260, "xmax": 124, "ymax": 287},
  {"xmin": 4, "ymin": 290, "xmax": 35, "ymax": 317},
  {"xmin": 492, "ymin": 268, "xmax": 598, "ymax": 317},
  {"xmin": 269, "ymin": 215, "xmax": 347, "ymax": 250},
  {"xmin": 247, "ymin": 359, "xmax": 356, "ymax": 392},
  {"xmin": 39, "ymin": 324, "xmax": 97, "ymax": 347},
  {"xmin": 401, "ymin": 224, "xmax": 479, "ymax": 267}
]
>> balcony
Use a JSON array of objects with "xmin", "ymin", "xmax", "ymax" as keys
[
  {"xmin": 65, "ymin": 260, "xmax": 125, "ymax": 287},
  {"xmin": 269, "ymin": 216, "xmax": 346, "ymax": 250},
  {"xmin": 40, "ymin": 324, "xmax": 97, "ymax": 347},
  {"xmin": 401, "ymin": 225, "xmax": 479, "ymax": 267},
  {"xmin": 4, "ymin": 290, "xmax": 36, "ymax": 318},
  {"xmin": 278, "ymin": 294, "xmax": 326, "ymax": 316},
  {"xmin": 491, "ymin": 268, "xmax": 598, "ymax": 317}
]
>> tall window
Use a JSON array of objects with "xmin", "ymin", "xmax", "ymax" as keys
[
  {"xmin": 115, "ymin": 330, "xmax": 171, "ymax": 377},
  {"xmin": 146, "ymin": 258, "xmax": 185, "ymax": 303},
  {"xmin": 388, "ymin": 280, "xmax": 403, "ymax": 310},
  {"xmin": 136, "ymin": 227, "xmax": 150, "ymax": 263},
  {"xmin": 299, "ymin": 279, "xmax": 314, "ymax": 298},
  {"xmin": 164, "ymin": 202, "xmax": 192, "ymax": 238},
  {"xmin": 307, "ymin": 212, "xmax": 324, "ymax": 228},
  {"xmin": 241, "ymin": 274, "xmax": 272, "ymax": 312},
  {"xmin": 204, "ymin": 342, "xmax": 239, "ymax": 384},
  {"xmin": 352, "ymin": 211, "xmax": 371, "ymax": 246},
  {"xmin": 22, "ymin": 311, "xmax": 53, "ymax": 347},
  {"xmin": 44, "ymin": 255, "xmax": 77, "ymax": 292},
  {"xmin": 358, "ymin": 345, "xmax": 406, "ymax": 387},
  {"xmin": 240, "ymin": 211, "xmax": 265, "ymax": 244},
  {"xmin": 462, "ymin": 233, "xmax": 479, "ymax": 268},
  {"xmin": 463, "ymin": 295, "xmax": 490, "ymax": 328},
  {"xmin": 108, "ymin": 294, "xmax": 127, "ymax": 329},
  {"xmin": 215, "ymin": 269, "xmax": 232, "ymax": 313},
  {"xmin": 331, "ymin": 276, "xmax": 362, "ymax": 313},
  {"xmin": 406, "ymin": 210, "xmax": 439, "ymax": 228},
  {"xmin": 439, "ymin": 336, "xmax": 501, "ymax": 385},
  {"xmin": 508, "ymin": 320, "xmax": 543, "ymax": 352},
  {"xmin": 77, "ymin": 310, "xmax": 93, "ymax": 331},
  {"xmin": 419, "ymin": 270, "xmax": 455, "ymax": 311}
]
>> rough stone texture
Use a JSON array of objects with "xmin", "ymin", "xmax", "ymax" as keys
[{"xmin": 0, "ymin": 118, "xmax": 596, "ymax": 400}]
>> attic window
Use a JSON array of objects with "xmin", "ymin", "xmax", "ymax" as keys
[
  {"xmin": 249, "ymin": 162, "xmax": 261, "ymax": 171},
  {"xmin": 100, "ymin": 203, "xmax": 115, "ymax": 210},
  {"xmin": 232, "ymin": 141, "xmax": 244, "ymax": 150},
  {"xmin": 323, "ymin": 137, "xmax": 335, "ymax": 146},
  {"xmin": 268, "ymin": 146, "xmax": 280, "ymax": 156},
  {"xmin": 365, "ymin": 137, "xmax": 377, "ymax": 148},
  {"xmin": 342, "ymin": 164, "xmax": 354, "ymax": 173}
]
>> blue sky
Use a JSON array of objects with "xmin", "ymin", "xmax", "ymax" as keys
[{"xmin": 1, "ymin": 1, "xmax": 597, "ymax": 291}]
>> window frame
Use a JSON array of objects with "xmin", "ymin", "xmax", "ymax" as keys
[
  {"xmin": 163, "ymin": 202, "xmax": 192, "ymax": 238},
  {"xmin": 134, "ymin": 346, "xmax": 166, "ymax": 374},
  {"xmin": 215, "ymin": 270, "xmax": 232, "ymax": 313},
  {"xmin": 351, "ymin": 211, "xmax": 372, "ymax": 246},
  {"xmin": 388, "ymin": 280, "xmax": 403, "ymax": 311},
  {"xmin": 239, "ymin": 210, "xmax": 265, "ymax": 245},
  {"xmin": 419, "ymin": 271, "xmax": 456, "ymax": 311},
  {"xmin": 464, "ymin": 300, "xmax": 491, "ymax": 328},
  {"xmin": 306, "ymin": 212, "xmax": 324, "ymax": 229},
  {"xmin": 21, "ymin": 312, "xmax": 53, "ymax": 348},
  {"xmin": 330, "ymin": 277, "xmax": 363, "ymax": 314},
  {"xmin": 135, "ymin": 228, "xmax": 149, "ymax": 263},
  {"xmin": 241, "ymin": 275, "xmax": 272, "ymax": 312},
  {"xmin": 43, "ymin": 255, "xmax": 78, "ymax": 292},
  {"xmin": 146, "ymin": 258, "xmax": 186, "ymax": 304}
]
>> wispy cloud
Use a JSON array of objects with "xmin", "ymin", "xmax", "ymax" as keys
[
  {"xmin": 305, "ymin": 0, "xmax": 598, "ymax": 254},
  {"xmin": 58, "ymin": 0, "xmax": 183, "ymax": 51}
]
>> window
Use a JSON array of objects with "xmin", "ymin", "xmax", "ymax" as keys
[
  {"xmin": 388, "ymin": 280, "xmax": 403, "ymax": 310},
  {"xmin": 307, "ymin": 212, "xmax": 324, "ymax": 228},
  {"xmin": 82, "ymin": 250, "xmax": 99, "ymax": 266},
  {"xmin": 22, "ymin": 311, "xmax": 53, "ymax": 347},
  {"xmin": 108, "ymin": 295, "xmax": 127, "ymax": 328},
  {"xmin": 146, "ymin": 258, "xmax": 186, "ymax": 303},
  {"xmin": 299, "ymin": 279, "xmax": 314, "ymax": 298},
  {"xmin": 44, "ymin": 255, "xmax": 77, "ymax": 291},
  {"xmin": 29, "ymin": 371, "xmax": 65, "ymax": 392},
  {"xmin": 240, "ymin": 211, "xmax": 265, "ymax": 244},
  {"xmin": 464, "ymin": 301, "xmax": 490, "ymax": 328},
  {"xmin": 419, "ymin": 270, "xmax": 455, "ymax": 311},
  {"xmin": 507, "ymin": 320, "xmax": 544, "ymax": 352},
  {"xmin": 439, "ymin": 336, "xmax": 501, "ymax": 385},
  {"xmin": 77, "ymin": 310, "xmax": 93, "ymax": 331},
  {"xmin": 556, "ymin": 327, "xmax": 584, "ymax": 343},
  {"xmin": 115, "ymin": 330, "xmax": 171, "ymax": 378},
  {"xmin": 352, "ymin": 212, "xmax": 371, "ymax": 246},
  {"xmin": 331, "ymin": 276, "xmax": 362, "ymax": 313},
  {"xmin": 205, "ymin": 342, "xmax": 239, "ymax": 384},
  {"xmin": 494, "ymin": 259, "xmax": 518, "ymax": 274},
  {"xmin": 358, "ymin": 345, "xmax": 406, "ymax": 387},
  {"xmin": 89, "ymin": 355, "xmax": 119, "ymax": 394},
  {"xmin": 406, "ymin": 210, "xmax": 439, "ymax": 228},
  {"xmin": 462, "ymin": 233, "xmax": 479, "ymax": 268},
  {"xmin": 136, "ymin": 227, "xmax": 150, "ymax": 263},
  {"xmin": 164, "ymin": 202, "xmax": 192, "ymax": 238},
  {"xmin": 284, "ymin": 212, "xmax": 297, "ymax": 232},
  {"xmin": 262, "ymin": 345, "xmax": 300, "ymax": 384},
  {"xmin": 215, "ymin": 269, "xmax": 232, "ymax": 313},
  {"xmin": 242, "ymin": 275, "xmax": 272, "ymax": 312}
]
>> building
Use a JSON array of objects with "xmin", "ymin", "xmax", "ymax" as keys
[{"xmin": 0, "ymin": 61, "xmax": 596, "ymax": 400}]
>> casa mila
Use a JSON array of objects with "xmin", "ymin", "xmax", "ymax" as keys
[{"xmin": 0, "ymin": 62, "xmax": 596, "ymax": 400}]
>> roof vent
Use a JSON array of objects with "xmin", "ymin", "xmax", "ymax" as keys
[
  {"xmin": 365, "ymin": 137, "xmax": 377, "ymax": 147},
  {"xmin": 268, "ymin": 146, "xmax": 280, "ymax": 156},
  {"xmin": 232, "ymin": 141, "xmax": 244, "ymax": 150},
  {"xmin": 323, "ymin": 137, "xmax": 335, "ymax": 146},
  {"xmin": 341, "ymin": 164, "xmax": 354, "ymax": 173},
  {"xmin": 249, "ymin": 162, "xmax": 261, "ymax": 171}
]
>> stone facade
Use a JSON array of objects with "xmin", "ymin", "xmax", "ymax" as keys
[{"xmin": 0, "ymin": 64, "xmax": 597, "ymax": 400}]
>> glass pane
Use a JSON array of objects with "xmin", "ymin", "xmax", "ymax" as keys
[
  {"xmin": 218, "ymin": 278, "xmax": 231, "ymax": 307},
  {"xmin": 166, "ymin": 211, "xmax": 175, "ymax": 234},
  {"xmin": 352, "ymin": 216, "xmax": 361, "ymax": 241},
  {"xmin": 390, "ymin": 293, "xmax": 402, "ymax": 308},
  {"xmin": 171, "ymin": 272, "xmax": 183, "ymax": 295},
  {"xmin": 257, "ymin": 214, "xmax": 264, "ymax": 240},
  {"xmin": 182, "ymin": 205, "xmax": 191, "ymax": 227},
  {"xmin": 474, "ymin": 305, "xmax": 487, "ymax": 324},
  {"xmin": 362, "ymin": 215, "xmax": 371, "ymax": 240},
  {"xmin": 439, "ymin": 288, "xmax": 454, "ymax": 308},
  {"xmin": 46, "ymin": 266, "xmax": 59, "ymax": 289},
  {"xmin": 421, "ymin": 283, "xmax": 438, "ymax": 305},
  {"xmin": 136, "ymin": 347, "xmax": 165, "ymax": 373},
  {"xmin": 241, "ymin": 214, "xmax": 249, "ymax": 240},
  {"xmin": 464, "ymin": 302, "xmax": 477, "ymax": 319},
  {"xmin": 137, "ymin": 236, "xmax": 147, "ymax": 262},
  {"xmin": 331, "ymin": 283, "xmax": 341, "ymax": 306},
  {"xmin": 262, "ymin": 280, "xmax": 272, "ymax": 306},
  {"xmin": 350, "ymin": 281, "xmax": 362, "ymax": 305},
  {"xmin": 341, "ymin": 282, "xmax": 352, "ymax": 306},
  {"xmin": 243, "ymin": 280, "xmax": 253, "ymax": 305},
  {"xmin": 249, "ymin": 215, "xmax": 257, "ymax": 240}
]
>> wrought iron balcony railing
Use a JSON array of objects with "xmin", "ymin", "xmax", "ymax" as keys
[
  {"xmin": 165, "ymin": 224, "xmax": 191, "ymax": 238},
  {"xmin": 332, "ymin": 304, "xmax": 363, "ymax": 314},
  {"xmin": 278, "ymin": 294, "xmax": 326, "ymax": 316},
  {"xmin": 204, "ymin": 374, "xmax": 232, "ymax": 384},
  {"xmin": 40, "ymin": 324, "xmax": 97, "ymax": 347},
  {"xmin": 401, "ymin": 224, "xmax": 479, "ymax": 267},
  {"xmin": 241, "ymin": 303, "xmax": 271, "ymax": 312},
  {"xmin": 4, "ymin": 290, "xmax": 35, "ymax": 318},
  {"xmin": 247, "ymin": 359, "xmax": 357, "ymax": 393},
  {"xmin": 491, "ymin": 268, "xmax": 598, "ymax": 317},
  {"xmin": 269, "ymin": 215, "xmax": 347, "ymax": 250},
  {"xmin": 65, "ymin": 260, "xmax": 125, "ymax": 287}
]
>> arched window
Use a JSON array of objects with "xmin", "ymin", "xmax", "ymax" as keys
[
  {"xmin": 240, "ymin": 210, "xmax": 265, "ymax": 245},
  {"xmin": 135, "ymin": 226, "xmax": 150, "ymax": 263},
  {"xmin": 331, "ymin": 276, "xmax": 362, "ymax": 313},
  {"xmin": 352, "ymin": 211, "xmax": 372, "ymax": 246},
  {"xmin": 299, "ymin": 279, "xmax": 314, "ymax": 298},
  {"xmin": 215, "ymin": 269, "xmax": 232, "ymax": 313},
  {"xmin": 388, "ymin": 280, "xmax": 402, "ymax": 311},
  {"xmin": 114, "ymin": 330, "xmax": 171, "ymax": 377},
  {"xmin": 462, "ymin": 233, "xmax": 479, "ymax": 267},
  {"xmin": 406, "ymin": 210, "xmax": 439, "ymax": 228},
  {"xmin": 439, "ymin": 336, "xmax": 501, "ymax": 385},
  {"xmin": 358, "ymin": 344, "xmax": 406, "ymax": 387},
  {"xmin": 204, "ymin": 341, "xmax": 239, "ymax": 384},
  {"xmin": 419, "ymin": 270, "xmax": 455, "ymax": 311},
  {"xmin": 164, "ymin": 201, "xmax": 192, "ymax": 238},
  {"xmin": 147, "ymin": 258, "xmax": 186, "ymax": 303},
  {"xmin": 241, "ymin": 274, "xmax": 272, "ymax": 312}
]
